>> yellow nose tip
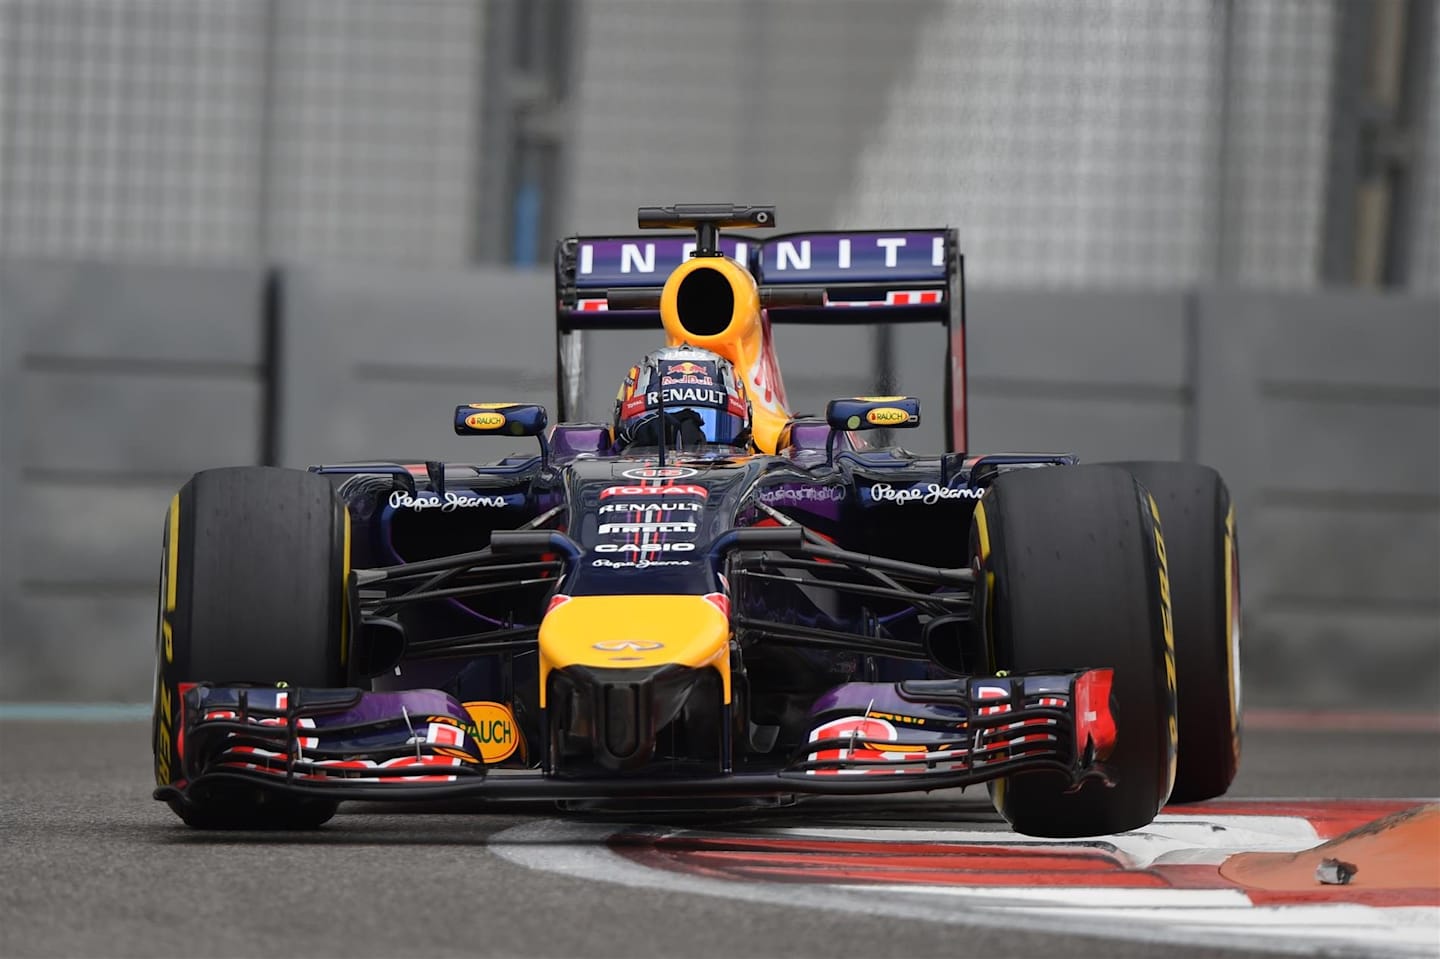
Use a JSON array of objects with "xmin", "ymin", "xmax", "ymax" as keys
[{"xmin": 538, "ymin": 594, "xmax": 731, "ymax": 706}]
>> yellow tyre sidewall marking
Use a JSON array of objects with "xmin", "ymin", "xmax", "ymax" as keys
[
  {"xmin": 973, "ymin": 502, "xmax": 1005, "ymax": 807},
  {"xmin": 155, "ymin": 493, "xmax": 181, "ymax": 785},
  {"xmin": 1147, "ymin": 493, "xmax": 1179, "ymax": 798},
  {"xmin": 972, "ymin": 501, "xmax": 996, "ymax": 668},
  {"xmin": 163, "ymin": 493, "xmax": 179, "ymax": 663}
]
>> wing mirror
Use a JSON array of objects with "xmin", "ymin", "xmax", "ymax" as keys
[
  {"xmin": 825, "ymin": 396, "xmax": 921, "ymax": 432},
  {"xmin": 454, "ymin": 403, "xmax": 551, "ymax": 470},
  {"xmin": 823, "ymin": 396, "xmax": 920, "ymax": 464},
  {"xmin": 454, "ymin": 403, "xmax": 548, "ymax": 437}
]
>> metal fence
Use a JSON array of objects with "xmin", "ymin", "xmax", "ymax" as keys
[
  {"xmin": 0, "ymin": 0, "xmax": 485, "ymax": 264},
  {"xmin": 0, "ymin": 0, "xmax": 1435, "ymax": 290}
]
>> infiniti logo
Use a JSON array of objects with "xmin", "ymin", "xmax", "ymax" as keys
[{"xmin": 592, "ymin": 640, "xmax": 664, "ymax": 652}]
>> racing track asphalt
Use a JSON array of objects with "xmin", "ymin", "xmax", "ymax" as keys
[{"xmin": 2, "ymin": 718, "xmax": 1437, "ymax": 959}]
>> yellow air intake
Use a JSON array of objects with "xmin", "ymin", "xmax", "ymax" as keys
[{"xmin": 659, "ymin": 256, "xmax": 790, "ymax": 453}]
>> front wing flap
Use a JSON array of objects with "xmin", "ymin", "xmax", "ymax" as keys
[
  {"xmin": 794, "ymin": 670, "xmax": 1116, "ymax": 781},
  {"xmin": 156, "ymin": 669, "xmax": 1116, "ymax": 809},
  {"xmin": 167, "ymin": 684, "xmax": 489, "ymax": 788}
]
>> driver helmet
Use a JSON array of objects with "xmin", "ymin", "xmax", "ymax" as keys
[{"xmin": 613, "ymin": 345, "xmax": 752, "ymax": 450}]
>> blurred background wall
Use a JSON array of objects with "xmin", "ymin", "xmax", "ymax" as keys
[{"xmin": 0, "ymin": 0, "xmax": 1435, "ymax": 707}]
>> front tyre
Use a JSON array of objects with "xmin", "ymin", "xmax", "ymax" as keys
[
  {"xmin": 153, "ymin": 466, "xmax": 351, "ymax": 829},
  {"xmin": 1114, "ymin": 461, "xmax": 1241, "ymax": 803},
  {"xmin": 976, "ymin": 465, "xmax": 1177, "ymax": 837}
]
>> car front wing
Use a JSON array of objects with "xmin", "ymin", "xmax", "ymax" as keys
[{"xmin": 154, "ymin": 669, "xmax": 1117, "ymax": 811}]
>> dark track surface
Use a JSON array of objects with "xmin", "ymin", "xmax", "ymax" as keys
[{"xmin": 2, "ymin": 719, "xmax": 1436, "ymax": 959}]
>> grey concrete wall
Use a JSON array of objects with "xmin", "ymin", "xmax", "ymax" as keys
[
  {"xmin": 1, "ymin": 261, "xmax": 1435, "ymax": 708},
  {"xmin": 0, "ymin": 262, "xmax": 268, "ymax": 700},
  {"xmin": 1194, "ymin": 290, "xmax": 1440, "ymax": 707},
  {"xmin": 961, "ymin": 291, "xmax": 1192, "ymax": 461},
  {"xmin": 277, "ymin": 266, "xmax": 553, "ymax": 466},
  {"xmin": 0, "ymin": 1, "xmax": 486, "ymax": 265}
]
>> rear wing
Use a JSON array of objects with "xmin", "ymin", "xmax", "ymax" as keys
[{"xmin": 553, "ymin": 227, "xmax": 967, "ymax": 451}]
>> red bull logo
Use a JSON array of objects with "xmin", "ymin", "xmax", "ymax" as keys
[{"xmin": 662, "ymin": 360, "xmax": 714, "ymax": 387}]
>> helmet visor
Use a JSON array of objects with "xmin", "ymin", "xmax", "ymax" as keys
[
  {"xmin": 625, "ymin": 406, "xmax": 748, "ymax": 448},
  {"xmin": 692, "ymin": 406, "xmax": 748, "ymax": 446}
]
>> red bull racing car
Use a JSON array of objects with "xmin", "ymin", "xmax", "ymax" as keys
[{"xmin": 153, "ymin": 204, "xmax": 1242, "ymax": 838}]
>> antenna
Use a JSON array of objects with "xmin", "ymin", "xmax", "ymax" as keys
[
  {"xmin": 656, "ymin": 389, "xmax": 667, "ymax": 470},
  {"xmin": 637, "ymin": 203, "xmax": 776, "ymax": 257}
]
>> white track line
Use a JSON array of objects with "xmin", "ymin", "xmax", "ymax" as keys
[{"xmin": 488, "ymin": 817, "xmax": 1440, "ymax": 958}]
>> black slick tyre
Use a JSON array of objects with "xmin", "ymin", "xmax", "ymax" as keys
[
  {"xmin": 153, "ymin": 466, "xmax": 351, "ymax": 829},
  {"xmin": 975, "ymin": 464, "xmax": 1178, "ymax": 837},
  {"xmin": 1113, "ymin": 461, "xmax": 1241, "ymax": 803}
]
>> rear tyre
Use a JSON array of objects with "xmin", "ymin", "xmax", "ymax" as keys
[
  {"xmin": 1113, "ymin": 461, "xmax": 1241, "ymax": 803},
  {"xmin": 976, "ymin": 465, "xmax": 1177, "ymax": 837},
  {"xmin": 153, "ymin": 467, "xmax": 351, "ymax": 829}
]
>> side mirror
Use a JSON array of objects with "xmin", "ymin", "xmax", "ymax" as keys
[
  {"xmin": 454, "ymin": 403, "xmax": 549, "ymax": 437},
  {"xmin": 825, "ymin": 396, "xmax": 921, "ymax": 432}
]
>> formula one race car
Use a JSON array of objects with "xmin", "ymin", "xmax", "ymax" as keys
[{"xmin": 153, "ymin": 204, "xmax": 1242, "ymax": 838}]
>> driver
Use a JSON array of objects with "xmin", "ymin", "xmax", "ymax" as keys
[{"xmin": 613, "ymin": 345, "xmax": 752, "ymax": 451}]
